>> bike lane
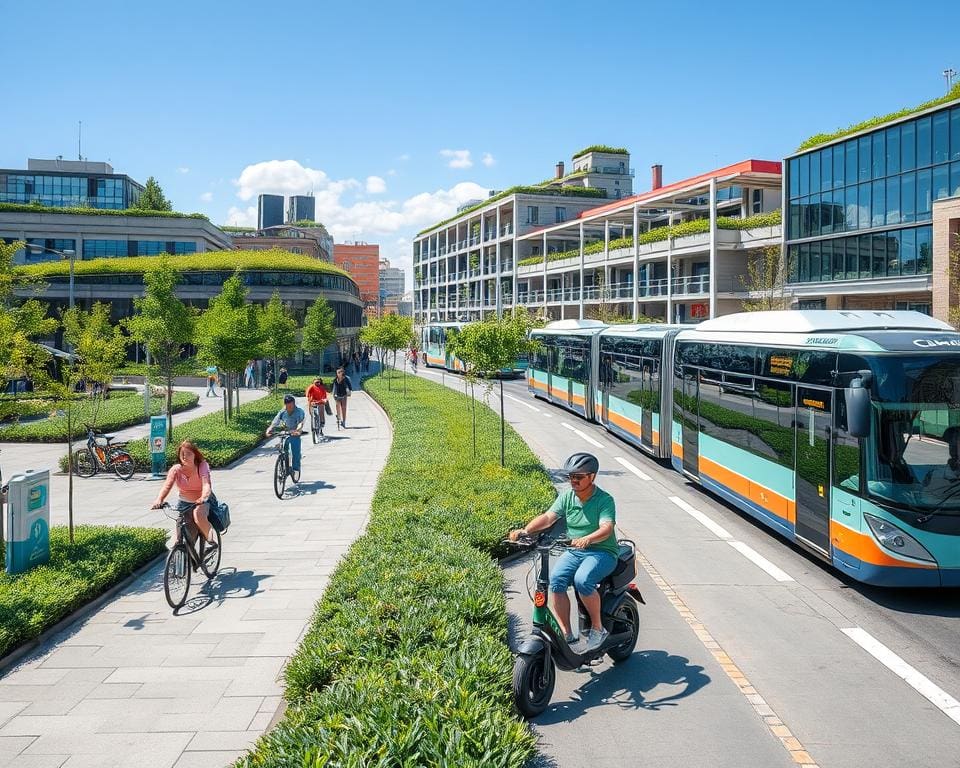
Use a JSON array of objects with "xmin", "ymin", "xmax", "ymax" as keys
[{"xmin": 0, "ymin": 391, "xmax": 391, "ymax": 768}]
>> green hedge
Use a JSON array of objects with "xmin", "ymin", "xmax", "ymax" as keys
[
  {"xmin": 18, "ymin": 248, "xmax": 351, "ymax": 280},
  {"xmin": 572, "ymin": 145, "xmax": 629, "ymax": 159},
  {"xmin": 0, "ymin": 526, "xmax": 167, "ymax": 660},
  {"xmin": 0, "ymin": 390, "xmax": 198, "ymax": 442},
  {"xmin": 238, "ymin": 373, "xmax": 555, "ymax": 767},
  {"xmin": 0, "ymin": 201, "xmax": 207, "ymax": 220},
  {"xmin": 797, "ymin": 82, "xmax": 960, "ymax": 151}
]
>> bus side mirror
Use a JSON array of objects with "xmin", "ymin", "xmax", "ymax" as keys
[{"xmin": 845, "ymin": 377, "xmax": 871, "ymax": 438}]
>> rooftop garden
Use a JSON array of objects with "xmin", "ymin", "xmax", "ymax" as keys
[
  {"xmin": 571, "ymin": 145, "xmax": 629, "ymax": 159},
  {"xmin": 17, "ymin": 248, "xmax": 352, "ymax": 279},
  {"xmin": 219, "ymin": 225, "xmax": 255, "ymax": 233},
  {"xmin": 797, "ymin": 82, "xmax": 960, "ymax": 151},
  {"xmin": 516, "ymin": 209, "xmax": 782, "ymax": 267},
  {"xmin": 0, "ymin": 201, "xmax": 209, "ymax": 220}
]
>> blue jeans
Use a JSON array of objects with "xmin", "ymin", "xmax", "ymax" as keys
[
  {"xmin": 550, "ymin": 549, "xmax": 617, "ymax": 597},
  {"xmin": 286, "ymin": 435, "xmax": 301, "ymax": 472}
]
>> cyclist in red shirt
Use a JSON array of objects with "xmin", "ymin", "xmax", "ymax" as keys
[{"xmin": 305, "ymin": 378, "xmax": 328, "ymax": 436}]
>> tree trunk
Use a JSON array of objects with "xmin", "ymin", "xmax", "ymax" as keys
[
  {"xmin": 66, "ymin": 400, "xmax": 74, "ymax": 543},
  {"xmin": 166, "ymin": 372, "xmax": 174, "ymax": 441},
  {"xmin": 499, "ymin": 377, "xmax": 505, "ymax": 468}
]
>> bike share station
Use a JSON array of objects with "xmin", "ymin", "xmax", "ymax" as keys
[{"xmin": 5, "ymin": 469, "xmax": 50, "ymax": 576}]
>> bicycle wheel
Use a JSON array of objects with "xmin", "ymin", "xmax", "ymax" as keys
[
  {"xmin": 163, "ymin": 545, "xmax": 191, "ymax": 609},
  {"xmin": 72, "ymin": 449, "xmax": 97, "ymax": 478},
  {"xmin": 110, "ymin": 451, "xmax": 135, "ymax": 480},
  {"xmin": 311, "ymin": 413, "xmax": 320, "ymax": 444},
  {"xmin": 200, "ymin": 528, "xmax": 221, "ymax": 578},
  {"xmin": 273, "ymin": 454, "xmax": 287, "ymax": 498}
]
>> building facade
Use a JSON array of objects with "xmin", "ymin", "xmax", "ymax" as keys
[
  {"xmin": 287, "ymin": 195, "xmax": 315, "ymax": 224},
  {"xmin": 379, "ymin": 258, "xmax": 405, "ymax": 297},
  {"xmin": 231, "ymin": 225, "xmax": 332, "ymax": 261},
  {"xmin": 0, "ymin": 158, "xmax": 144, "ymax": 210},
  {"xmin": 784, "ymin": 96, "xmax": 960, "ymax": 317},
  {"xmin": 334, "ymin": 242, "xmax": 380, "ymax": 316},
  {"xmin": 257, "ymin": 194, "xmax": 284, "ymax": 229}
]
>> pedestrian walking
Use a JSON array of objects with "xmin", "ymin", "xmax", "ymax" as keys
[
  {"xmin": 265, "ymin": 362, "xmax": 274, "ymax": 390},
  {"xmin": 361, "ymin": 347, "xmax": 370, "ymax": 373},
  {"xmin": 244, "ymin": 360, "xmax": 255, "ymax": 388},
  {"xmin": 278, "ymin": 366, "xmax": 288, "ymax": 386},
  {"xmin": 205, "ymin": 365, "xmax": 219, "ymax": 398}
]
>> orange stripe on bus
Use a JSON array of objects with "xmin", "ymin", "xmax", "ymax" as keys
[
  {"xmin": 831, "ymin": 521, "xmax": 937, "ymax": 570},
  {"xmin": 672, "ymin": 441, "xmax": 683, "ymax": 460},
  {"xmin": 699, "ymin": 456, "xmax": 796, "ymax": 525}
]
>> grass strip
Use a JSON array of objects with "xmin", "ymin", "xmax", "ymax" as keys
[
  {"xmin": 0, "ymin": 525, "xmax": 167, "ymax": 659},
  {"xmin": 238, "ymin": 373, "xmax": 556, "ymax": 767},
  {"xmin": 0, "ymin": 390, "xmax": 199, "ymax": 442}
]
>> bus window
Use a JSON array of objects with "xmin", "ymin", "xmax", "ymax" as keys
[{"xmin": 834, "ymin": 396, "xmax": 862, "ymax": 493}]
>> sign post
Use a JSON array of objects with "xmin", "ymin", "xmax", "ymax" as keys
[
  {"xmin": 149, "ymin": 415, "xmax": 167, "ymax": 480},
  {"xmin": 6, "ymin": 469, "xmax": 50, "ymax": 576}
]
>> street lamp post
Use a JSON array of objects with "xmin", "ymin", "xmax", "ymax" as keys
[{"xmin": 26, "ymin": 244, "xmax": 76, "ymax": 309}]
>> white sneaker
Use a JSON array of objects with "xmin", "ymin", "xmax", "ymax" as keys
[{"xmin": 580, "ymin": 628, "xmax": 609, "ymax": 653}]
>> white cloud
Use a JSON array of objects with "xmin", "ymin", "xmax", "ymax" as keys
[
  {"xmin": 365, "ymin": 176, "xmax": 387, "ymax": 194},
  {"xmin": 225, "ymin": 205, "xmax": 257, "ymax": 226},
  {"xmin": 482, "ymin": 153, "xmax": 495, "ymax": 167},
  {"xmin": 200, "ymin": 191, "xmax": 213, "ymax": 202},
  {"xmin": 386, "ymin": 169, "xmax": 397, "ymax": 176},
  {"xmin": 234, "ymin": 159, "xmax": 345, "ymax": 201},
  {"xmin": 177, "ymin": 167, "xmax": 190, "ymax": 174},
  {"xmin": 398, "ymin": 154, "xmax": 410, "ymax": 162},
  {"xmin": 440, "ymin": 149, "xmax": 473, "ymax": 169}
]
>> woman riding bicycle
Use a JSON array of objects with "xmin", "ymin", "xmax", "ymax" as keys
[
  {"xmin": 305, "ymin": 377, "xmax": 328, "ymax": 433},
  {"xmin": 151, "ymin": 440, "xmax": 219, "ymax": 550}
]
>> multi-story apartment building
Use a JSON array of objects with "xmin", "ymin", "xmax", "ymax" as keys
[
  {"xmin": 0, "ymin": 158, "xmax": 144, "ymax": 209},
  {"xmin": 415, "ymin": 151, "xmax": 782, "ymax": 324},
  {"xmin": 334, "ymin": 242, "xmax": 380, "ymax": 318},
  {"xmin": 784, "ymin": 92, "xmax": 960, "ymax": 318}
]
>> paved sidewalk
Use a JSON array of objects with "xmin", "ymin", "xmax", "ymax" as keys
[{"xmin": 0, "ymin": 391, "xmax": 391, "ymax": 768}]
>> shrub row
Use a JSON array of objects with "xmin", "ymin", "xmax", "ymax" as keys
[
  {"xmin": 238, "ymin": 373, "xmax": 557, "ymax": 767},
  {"xmin": 0, "ymin": 526, "xmax": 168, "ymax": 660},
  {"xmin": 0, "ymin": 390, "xmax": 198, "ymax": 442},
  {"xmin": 0, "ymin": 201, "xmax": 207, "ymax": 220}
]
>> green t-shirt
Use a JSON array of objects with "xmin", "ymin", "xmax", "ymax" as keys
[{"xmin": 548, "ymin": 486, "xmax": 619, "ymax": 558}]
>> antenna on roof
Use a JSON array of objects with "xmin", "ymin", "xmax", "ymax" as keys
[
  {"xmin": 78, "ymin": 121, "xmax": 82, "ymax": 161},
  {"xmin": 945, "ymin": 67, "xmax": 957, "ymax": 92}
]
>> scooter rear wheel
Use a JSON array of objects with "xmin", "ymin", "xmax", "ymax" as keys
[
  {"xmin": 512, "ymin": 650, "xmax": 556, "ymax": 719},
  {"xmin": 607, "ymin": 599, "xmax": 640, "ymax": 663}
]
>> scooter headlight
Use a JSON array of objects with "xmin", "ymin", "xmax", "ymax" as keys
[{"xmin": 863, "ymin": 513, "xmax": 935, "ymax": 563}]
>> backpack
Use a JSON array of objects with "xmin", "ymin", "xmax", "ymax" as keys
[{"xmin": 210, "ymin": 502, "xmax": 231, "ymax": 534}]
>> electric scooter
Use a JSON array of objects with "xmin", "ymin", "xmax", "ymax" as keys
[{"xmin": 506, "ymin": 532, "xmax": 644, "ymax": 718}]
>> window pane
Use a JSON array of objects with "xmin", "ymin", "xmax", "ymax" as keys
[
  {"xmin": 952, "ymin": 108, "xmax": 960, "ymax": 161},
  {"xmin": 821, "ymin": 191, "xmax": 833, "ymax": 234},
  {"xmin": 810, "ymin": 193, "xmax": 821, "ymax": 234},
  {"xmin": 846, "ymin": 141, "xmax": 858, "ymax": 186},
  {"xmin": 822, "ymin": 239, "xmax": 833, "ymax": 280},
  {"xmin": 789, "ymin": 200, "xmax": 801, "ymax": 239},
  {"xmin": 933, "ymin": 112, "xmax": 949, "ymax": 163},
  {"xmin": 833, "ymin": 144, "xmax": 844, "ymax": 189},
  {"xmin": 789, "ymin": 158, "xmax": 800, "ymax": 198},
  {"xmin": 833, "ymin": 239, "xmax": 845, "ymax": 280},
  {"xmin": 844, "ymin": 238, "xmax": 857, "ymax": 279},
  {"xmin": 799, "ymin": 243, "xmax": 810, "ymax": 281},
  {"xmin": 799, "ymin": 196, "xmax": 810, "ymax": 237},
  {"xmin": 917, "ymin": 116, "xmax": 932, "ymax": 167},
  {"xmin": 845, "ymin": 186, "xmax": 858, "ymax": 230},
  {"xmin": 872, "ymin": 132, "xmax": 885, "ymax": 179},
  {"xmin": 821, "ymin": 147, "xmax": 833, "ymax": 191},
  {"xmin": 858, "ymin": 136, "xmax": 871, "ymax": 181},
  {"xmin": 934, "ymin": 164, "xmax": 950, "ymax": 201},
  {"xmin": 858, "ymin": 183, "xmax": 871, "ymax": 230},
  {"xmin": 886, "ymin": 231, "xmax": 900, "ymax": 277},
  {"xmin": 798, "ymin": 154, "xmax": 809, "ymax": 196},
  {"xmin": 788, "ymin": 245, "xmax": 799, "ymax": 282},
  {"xmin": 886, "ymin": 176, "xmax": 900, "ymax": 225},
  {"xmin": 917, "ymin": 226, "xmax": 932, "ymax": 273},
  {"xmin": 886, "ymin": 126, "xmax": 901, "ymax": 175},
  {"xmin": 810, "ymin": 151, "xmax": 821, "ymax": 192},
  {"xmin": 902, "ymin": 121, "xmax": 916, "ymax": 171},
  {"xmin": 952, "ymin": 161, "xmax": 960, "ymax": 197},
  {"xmin": 900, "ymin": 227, "xmax": 916, "ymax": 275},
  {"xmin": 810, "ymin": 241, "xmax": 821, "ymax": 282},
  {"xmin": 901, "ymin": 172, "xmax": 916, "ymax": 223},
  {"xmin": 872, "ymin": 234, "xmax": 886, "ymax": 278},
  {"xmin": 871, "ymin": 180, "xmax": 885, "ymax": 227},
  {"xmin": 916, "ymin": 168, "xmax": 932, "ymax": 219},
  {"xmin": 832, "ymin": 190, "xmax": 845, "ymax": 231},
  {"xmin": 859, "ymin": 235, "xmax": 871, "ymax": 278}
]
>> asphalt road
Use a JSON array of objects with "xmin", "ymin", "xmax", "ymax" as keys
[{"xmin": 412, "ymin": 364, "xmax": 960, "ymax": 768}]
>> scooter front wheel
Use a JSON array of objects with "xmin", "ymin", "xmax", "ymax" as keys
[{"xmin": 513, "ymin": 650, "xmax": 556, "ymax": 719}]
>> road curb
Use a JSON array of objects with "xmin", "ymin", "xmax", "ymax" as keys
[{"xmin": 0, "ymin": 549, "xmax": 167, "ymax": 678}]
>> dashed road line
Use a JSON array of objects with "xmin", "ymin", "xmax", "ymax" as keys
[
  {"xmin": 505, "ymin": 393, "xmax": 540, "ymax": 412},
  {"xmin": 842, "ymin": 627, "xmax": 960, "ymax": 727},
  {"xmin": 727, "ymin": 541, "xmax": 795, "ymax": 582},
  {"xmin": 636, "ymin": 551, "xmax": 820, "ymax": 767},
  {"xmin": 668, "ymin": 496, "xmax": 734, "ymax": 540},
  {"xmin": 560, "ymin": 421, "xmax": 603, "ymax": 448},
  {"xmin": 613, "ymin": 456, "xmax": 652, "ymax": 482}
]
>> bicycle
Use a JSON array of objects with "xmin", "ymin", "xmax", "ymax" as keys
[
  {"xmin": 272, "ymin": 427, "xmax": 301, "ymax": 498},
  {"xmin": 72, "ymin": 424, "xmax": 135, "ymax": 480},
  {"xmin": 309, "ymin": 402, "xmax": 325, "ymax": 444},
  {"xmin": 157, "ymin": 502, "xmax": 222, "ymax": 610}
]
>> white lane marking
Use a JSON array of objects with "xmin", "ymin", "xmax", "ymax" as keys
[
  {"xmin": 560, "ymin": 421, "xmax": 603, "ymax": 448},
  {"xmin": 842, "ymin": 627, "xmax": 960, "ymax": 727},
  {"xmin": 505, "ymin": 393, "xmax": 540, "ymax": 412},
  {"xmin": 668, "ymin": 496, "xmax": 734, "ymax": 540},
  {"xmin": 727, "ymin": 541, "xmax": 795, "ymax": 582},
  {"xmin": 613, "ymin": 456, "xmax": 652, "ymax": 482}
]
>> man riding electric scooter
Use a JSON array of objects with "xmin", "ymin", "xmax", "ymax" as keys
[{"xmin": 507, "ymin": 452, "xmax": 642, "ymax": 717}]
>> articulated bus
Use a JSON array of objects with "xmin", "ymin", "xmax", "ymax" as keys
[
  {"xmin": 530, "ymin": 312, "xmax": 960, "ymax": 587},
  {"xmin": 421, "ymin": 322, "xmax": 527, "ymax": 376}
]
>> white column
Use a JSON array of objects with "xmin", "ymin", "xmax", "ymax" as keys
[
  {"xmin": 709, "ymin": 177, "xmax": 718, "ymax": 320},
  {"xmin": 542, "ymin": 230, "xmax": 548, "ymax": 317},
  {"xmin": 578, "ymin": 221, "xmax": 585, "ymax": 320},
  {"xmin": 495, "ymin": 207, "xmax": 502, "ymax": 317},
  {"xmin": 666, "ymin": 213, "xmax": 674, "ymax": 323},
  {"xmin": 603, "ymin": 219, "xmax": 610, "ymax": 314},
  {"xmin": 511, "ymin": 204, "xmax": 518, "ymax": 315},
  {"xmin": 632, "ymin": 203, "xmax": 640, "ymax": 321}
]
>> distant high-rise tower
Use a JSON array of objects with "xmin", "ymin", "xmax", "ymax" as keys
[
  {"xmin": 287, "ymin": 195, "xmax": 315, "ymax": 224},
  {"xmin": 257, "ymin": 194, "xmax": 283, "ymax": 229}
]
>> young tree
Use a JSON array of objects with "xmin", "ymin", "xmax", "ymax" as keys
[
  {"xmin": 195, "ymin": 271, "xmax": 264, "ymax": 417},
  {"xmin": 125, "ymin": 257, "xmax": 195, "ymax": 440},
  {"xmin": 740, "ymin": 245, "xmax": 789, "ymax": 311},
  {"xmin": 134, "ymin": 177, "xmax": 173, "ymax": 212},
  {"xmin": 260, "ymin": 291, "xmax": 299, "ymax": 393},
  {"xmin": 302, "ymin": 296, "xmax": 337, "ymax": 373}
]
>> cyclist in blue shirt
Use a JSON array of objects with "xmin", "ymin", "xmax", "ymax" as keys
[{"xmin": 266, "ymin": 395, "xmax": 305, "ymax": 477}]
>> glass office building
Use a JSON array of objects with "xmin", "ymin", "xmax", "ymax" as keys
[
  {"xmin": 785, "ymin": 100, "xmax": 960, "ymax": 303},
  {"xmin": 0, "ymin": 160, "xmax": 143, "ymax": 209}
]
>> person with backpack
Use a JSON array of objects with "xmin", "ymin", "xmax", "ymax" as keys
[{"xmin": 331, "ymin": 367, "xmax": 353, "ymax": 428}]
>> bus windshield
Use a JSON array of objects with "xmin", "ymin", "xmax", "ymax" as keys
[{"xmin": 866, "ymin": 355, "xmax": 960, "ymax": 512}]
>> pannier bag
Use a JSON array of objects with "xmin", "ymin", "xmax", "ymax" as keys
[{"xmin": 210, "ymin": 502, "xmax": 231, "ymax": 534}]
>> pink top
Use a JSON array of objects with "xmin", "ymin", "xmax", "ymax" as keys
[{"xmin": 160, "ymin": 461, "xmax": 212, "ymax": 502}]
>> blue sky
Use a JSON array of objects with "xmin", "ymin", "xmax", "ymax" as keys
[{"xmin": 3, "ymin": 0, "xmax": 960, "ymax": 283}]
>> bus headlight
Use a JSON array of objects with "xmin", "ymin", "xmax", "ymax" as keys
[{"xmin": 863, "ymin": 513, "xmax": 936, "ymax": 563}]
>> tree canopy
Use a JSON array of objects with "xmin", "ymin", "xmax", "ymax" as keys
[
  {"xmin": 134, "ymin": 176, "xmax": 173, "ymax": 212},
  {"xmin": 302, "ymin": 296, "xmax": 336, "ymax": 362}
]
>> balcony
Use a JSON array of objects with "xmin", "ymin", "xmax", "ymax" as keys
[
  {"xmin": 501, "ymin": 223, "xmax": 513, "ymax": 237},
  {"xmin": 671, "ymin": 274, "xmax": 709, "ymax": 295}
]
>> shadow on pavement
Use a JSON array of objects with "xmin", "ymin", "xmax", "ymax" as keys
[
  {"xmin": 174, "ymin": 567, "xmax": 272, "ymax": 616},
  {"xmin": 290, "ymin": 480, "xmax": 336, "ymax": 496},
  {"xmin": 534, "ymin": 649, "xmax": 711, "ymax": 724}
]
